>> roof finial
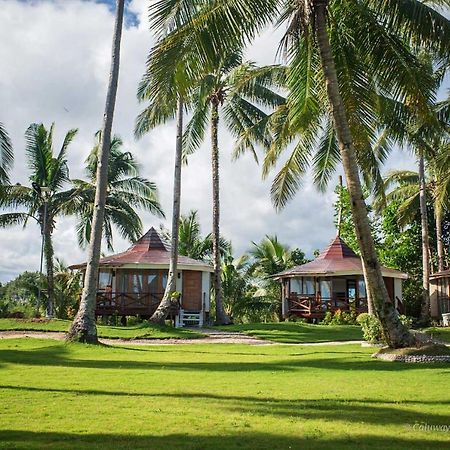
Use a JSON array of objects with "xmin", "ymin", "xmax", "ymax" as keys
[{"xmin": 337, "ymin": 175, "xmax": 343, "ymax": 237}]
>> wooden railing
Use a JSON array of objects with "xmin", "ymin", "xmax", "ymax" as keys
[
  {"xmin": 95, "ymin": 291, "xmax": 179, "ymax": 316},
  {"xmin": 287, "ymin": 294, "xmax": 368, "ymax": 317}
]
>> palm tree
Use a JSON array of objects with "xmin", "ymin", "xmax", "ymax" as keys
[
  {"xmin": 181, "ymin": 53, "xmax": 284, "ymax": 325},
  {"xmin": 72, "ymin": 132, "xmax": 164, "ymax": 251},
  {"xmin": 148, "ymin": 0, "xmax": 449, "ymax": 347},
  {"xmin": 380, "ymin": 143, "xmax": 450, "ymax": 316},
  {"xmin": 0, "ymin": 123, "xmax": 77, "ymax": 317},
  {"xmin": 68, "ymin": 0, "xmax": 125, "ymax": 343},
  {"xmin": 0, "ymin": 122, "xmax": 13, "ymax": 184}
]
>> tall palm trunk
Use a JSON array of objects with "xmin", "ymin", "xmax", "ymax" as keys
[
  {"xmin": 314, "ymin": 0, "xmax": 414, "ymax": 348},
  {"xmin": 435, "ymin": 205, "xmax": 445, "ymax": 272},
  {"xmin": 211, "ymin": 99, "xmax": 230, "ymax": 325},
  {"xmin": 68, "ymin": 0, "xmax": 125, "ymax": 343},
  {"xmin": 150, "ymin": 97, "xmax": 184, "ymax": 324},
  {"xmin": 418, "ymin": 153, "xmax": 431, "ymax": 322},
  {"xmin": 43, "ymin": 216, "xmax": 54, "ymax": 318}
]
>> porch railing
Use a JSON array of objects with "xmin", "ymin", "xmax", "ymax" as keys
[
  {"xmin": 95, "ymin": 291, "xmax": 179, "ymax": 316},
  {"xmin": 287, "ymin": 294, "xmax": 368, "ymax": 317}
]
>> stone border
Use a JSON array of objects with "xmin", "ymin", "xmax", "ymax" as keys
[{"xmin": 373, "ymin": 352, "xmax": 450, "ymax": 363}]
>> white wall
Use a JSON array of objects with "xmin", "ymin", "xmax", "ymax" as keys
[
  {"xmin": 202, "ymin": 271, "xmax": 211, "ymax": 312},
  {"xmin": 394, "ymin": 278, "xmax": 403, "ymax": 308}
]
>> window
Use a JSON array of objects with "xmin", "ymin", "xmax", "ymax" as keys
[
  {"xmin": 147, "ymin": 272, "xmax": 159, "ymax": 293},
  {"xmin": 98, "ymin": 271, "xmax": 112, "ymax": 290},
  {"xmin": 132, "ymin": 274, "xmax": 143, "ymax": 294},
  {"xmin": 290, "ymin": 279, "xmax": 302, "ymax": 294},
  {"xmin": 303, "ymin": 277, "xmax": 315, "ymax": 295},
  {"xmin": 358, "ymin": 279, "xmax": 367, "ymax": 298},
  {"xmin": 320, "ymin": 280, "xmax": 331, "ymax": 300},
  {"xmin": 162, "ymin": 273, "xmax": 168, "ymax": 290}
]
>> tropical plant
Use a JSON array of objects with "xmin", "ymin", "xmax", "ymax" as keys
[
  {"xmin": 53, "ymin": 259, "xmax": 82, "ymax": 319},
  {"xmin": 148, "ymin": 0, "xmax": 450, "ymax": 347},
  {"xmin": 0, "ymin": 123, "xmax": 77, "ymax": 317},
  {"xmin": 72, "ymin": 132, "xmax": 164, "ymax": 251},
  {"xmin": 0, "ymin": 122, "xmax": 13, "ymax": 184},
  {"xmin": 68, "ymin": 0, "xmax": 125, "ymax": 343}
]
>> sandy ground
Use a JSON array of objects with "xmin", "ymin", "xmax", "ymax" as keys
[{"xmin": 0, "ymin": 329, "xmax": 364, "ymax": 346}]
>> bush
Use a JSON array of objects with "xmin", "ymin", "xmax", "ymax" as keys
[
  {"xmin": 322, "ymin": 310, "xmax": 358, "ymax": 326},
  {"xmin": 356, "ymin": 313, "xmax": 384, "ymax": 344},
  {"xmin": 398, "ymin": 314, "xmax": 413, "ymax": 329}
]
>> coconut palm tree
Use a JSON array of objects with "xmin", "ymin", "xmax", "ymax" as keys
[
  {"xmin": 0, "ymin": 122, "xmax": 13, "ymax": 184},
  {"xmin": 180, "ymin": 53, "xmax": 284, "ymax": 325},
  {"xmin": 148, "ymin": 0, "xmax": 450, "ymax": 347},
  {"xmin": 72, "ymin": 132, "xmax": 164, "ymax": 251},
  {"xmin": 0, "ymin": 123, "xmax": 77, "ymax": 317},
  {"xmin": 380, "ymin": 142, "xmax": 450, "ymax": 314},
  {"xmin": 68, "ymin": 0, "xmax": 125, "ymax": 343}
]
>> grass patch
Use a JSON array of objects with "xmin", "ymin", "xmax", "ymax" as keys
[
  {"xmin": 0, "ymin": 339, "xmax": 449, "ymax": 449},
  {"xmin": 424, "ymin": 327, "xmax": 450, "ymax": 344},
  {"xmin": 0, "ymin": 319, "xmax": 203, "ymax": 340},
  {"xmin": 377, "ymin": 344, "xmax": 450, "ymax": 357},
  {"xmin": 215, "ymin": 322, "xmax": 363, "ymax": 343}
]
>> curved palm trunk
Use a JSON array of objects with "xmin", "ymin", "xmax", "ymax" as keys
[
  {"xmin": 67, "ymin": 0, "xmax": 125, "ymax": 343},
  {"xmin": 419, "ymin": 153, "xmax": 431, "ymax": 322},
  {"xmin": 150, "ymin": 97, "xmax": 184, "ymax": 325},
  {"xmin": 314, "ymin": 1, "xmax": 414, "ymax": 347},
  {"xmin": 211, "ymin": 100, "xmax": 231, "ymax": 325},
  {"xmin": 435, "ymin": 205, "xmax": 445, "ymax": 272}
]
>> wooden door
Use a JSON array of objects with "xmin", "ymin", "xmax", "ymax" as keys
[
  {"xmin": 383, "ymin": 277, "xmax": 395, "ymax": 302},
  {"xmin": 182, "ymin": 271, "xmax": 202, "ymax": 311}
]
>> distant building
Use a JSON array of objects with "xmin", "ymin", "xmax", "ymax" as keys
[
  {"xmin": 70, "ymin": 227, "xmax": 213, "ymax": 327},
  {"xmin": 429, "ymin": 270, "xmax": 450, "ymax": 319},
  {"xmin": 273, "ymin": 235, "xmax": 407, "ymax": 319}
]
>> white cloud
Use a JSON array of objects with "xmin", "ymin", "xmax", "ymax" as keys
[{"xmin": 0, "ymin": 0, "xmax": 416, "ymax": 283}]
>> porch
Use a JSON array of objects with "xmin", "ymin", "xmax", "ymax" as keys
[{"xmin": 286, "ymin": 294, "xmax": 368, "ymax": 319}]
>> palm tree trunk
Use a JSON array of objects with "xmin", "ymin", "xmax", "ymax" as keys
[
  {"xmin": 43, "ymin": 211, "xmax": 54, "ymax": 318},
  {"xmin": 150, "ymin": 97, "xmax": 184, "ymax": 325},
  {"xmin": 67, "ymin": 0, "xmax": 125, "ymax": 343},
  {"xmin": 211, "ymin": 99, "xmax": 231, "ymax": 325},
  {"xmin": 419, "ymin": 153, "xmax": 431, "ymax": 322},
  {"xmin": 314, "ymin": 0, "xmax": 414, "ymax": 348},
  {"xmin": 436, "ymin": 205, "xmax": 445, "ymax": 272}
]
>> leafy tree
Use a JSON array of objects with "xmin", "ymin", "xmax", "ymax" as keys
[
  {"xmin": 69, "ymin": 0, "xmax": 126, "ymax": 343},
  {"xmin": 53, "ymin": 259, "xmax": 82, "ymax": 319},
  {"xmin": 0, "ymin": 271, "xmax": 40, "ymax": 318},
  {"xmin": 148, "ymin": 0, "xmax": 449, "ymax": 347},
  {"xmin": 0, "ymin": 123, "xmax": 78, "ymax": 317}
]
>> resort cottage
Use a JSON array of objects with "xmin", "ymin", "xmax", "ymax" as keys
[
  {"xmin": 70, "ymin": 227, "xmax": 213, "ymax": 327},
  {"xmin": 429, "ymin": 270, "xmax": 450, "ymax": 320},
  {"xmin": 273, "ymin": 235, "xmax": 407, "ymax": 320}
]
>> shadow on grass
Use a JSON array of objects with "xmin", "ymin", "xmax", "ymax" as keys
[
  {"xmin": 0, "ymin": 429, "xmax": 447, "ymax": 450},
  {"xmin": 1, "ymin": 385, "xmax": 449, "ymax": 428},
  {"xmin": 0, "ymin": 344, "xmax": 446, "ymax": 373}
]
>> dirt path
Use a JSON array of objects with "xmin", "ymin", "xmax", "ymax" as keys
[{"xmin": 0, "ymin": 330, "xmax": 364, "ymax": 346}]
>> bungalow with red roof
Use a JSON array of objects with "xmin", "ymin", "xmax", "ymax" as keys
[
  {"xmin": 70, "ymin": 227, "xmax": 213, "ymax": 327},
  {"xmin": 273, "ymin": 235, "xmax": 407, "ymax": 320}
]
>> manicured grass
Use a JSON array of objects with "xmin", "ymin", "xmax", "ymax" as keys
[
  {"xmin": 0, "ymin": 339, "xmax": 449, "ymax": 449},
  {"xmin": 215, "ymin": 322, "xmax": 363, "ymax": 343},
  {"xmin": 0, "ymin": 319, "xmax": 203, "ymax": 340},
  {"xmin": 425, "ymin": 327, "xmax": 450, "ymax": 344}
]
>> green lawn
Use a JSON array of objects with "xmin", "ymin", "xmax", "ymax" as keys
[
  {"xmin": 0, "ymin": 319, "xmax": 203, "ymax": 340},
  {"xmin": 425, "ymin": 327, "xmax": 450, "ymax": 344},
  {"xmin": 215, "ymin": 322, "xmax": 363, "ymax": 343},
  {"xmin": 0, "ymin": 339, "xmax": 448, "ymax": 449}
]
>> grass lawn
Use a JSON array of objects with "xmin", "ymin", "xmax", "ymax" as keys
[
  {"xmin": 215, "ymin": 322, "xmax": 363, "ymax": 343},
  {"xmin": 0, "ymin": 319, "xmax": 203, "ymax": 340},
  {"xmin": 0, "ymin": 339, "xmax": 449, "ymax": 449},
  {"xmin": 425, "ymin": 327, "xmax": 450, "ymax": 344}
]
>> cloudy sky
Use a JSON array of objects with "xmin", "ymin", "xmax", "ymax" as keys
[{"xmin": 0, "ymin": 0, "xmax": 420, "ymax": 283}]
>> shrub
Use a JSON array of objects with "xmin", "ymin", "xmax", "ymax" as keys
[
  {"xmin": 357, "ymin": 313, "xmax": 384, "ymax": 344},
  {"xmin": 398, "ymin": 314, "xmax": 413, "ymax": 329},
  {"xmin": 322, "ymin": 310, "xmax": 358, "ymax": 326}
]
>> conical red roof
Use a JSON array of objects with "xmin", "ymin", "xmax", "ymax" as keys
[
  {"xmin": 70, "ymin": 227, "xmax": 213, "ymax": 272},
  {"xmin": 274, "ymin": 235, "xmax": 406, "ymax": 279}
]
